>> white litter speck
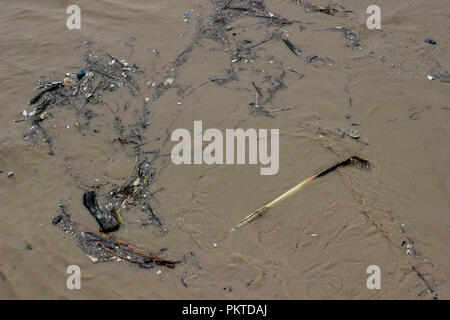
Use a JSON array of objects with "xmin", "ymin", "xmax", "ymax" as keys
[
  {"xmin": 23, "ymin": 109, "xmax": 35, "ymax": 117},
  {"xmin": 213, "ymin": 243, "xmax": 218, "ymax": 248},
  {"xmin": 87, "ymin": 255, "xmax": 99, "ymax": 263},
  {"xmin": 66, "ymin": 125, "xmax": 70, "ymax": 130},
  {"xmin": 145, "ymin": 97, "xmax": 150, "ymax": 102},
  {"xmin": 427, "ymin": 75, "xmax": 434, "ymax": 80},
  {"xmin": 177, "ymin": 101, "xmax": 182, "ymax": 105},
  {"xmin": 163, "ymin": 78, "xmax": 174, "ymax": 86},
  {"xmin": 156, "ymin": 270, "xmax": 162, "ymax": 276},
  {"xmin": 310, "ymin": 233, "xmax": 318, "ymax": 237}
]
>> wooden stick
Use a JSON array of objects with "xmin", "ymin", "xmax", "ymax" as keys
[
  {"xmin": 80, "ymin": 222, "xmax": 177, "ymax": 268},
  {"xmin": 226, "ymin": 156, "xmax": 368, "ymax": 234}
]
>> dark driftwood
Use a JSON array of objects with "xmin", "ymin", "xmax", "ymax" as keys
[
  {"xmin": 282, "ymin": 38, "xmax": 302, "ymax": 57},
  {"xmin": 83, "ymin": 191, "xmax": 120, "ymax": 233},
  {"xmin": 29, "ymin": 83, "xmax": 62, "ymax": 105}
]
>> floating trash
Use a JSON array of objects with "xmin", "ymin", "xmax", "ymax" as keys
[
  {"xmin": 76, "ymin": 71, "xmax": 86, "ymax": 80},
  {"xmin": 225, "ymin": 157, "xmax": 370, "ymax": 235},
  {"xmin": 424, "ymin": 38, "xmax": 437, "ymax": 45},
  {"xmin": 63, "ymin": 77, "xmax": 76, "ymax": 87},
  {"xmin": 347, "ymin": 128, "xmax": 360, "ymax": 139},
  {"xmin": 163, "ymin": 77, "xmax": 174, "ymax": 86}
]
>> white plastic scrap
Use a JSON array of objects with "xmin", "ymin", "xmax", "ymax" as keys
[
  {"xmin": 23, "ymin": 109, "xmax": 36, "ymax": 118},
  {"xmin": 87, "ymin": 255, "xmax": 99, "ymax": 263},
  {"xmin": 163, "ymin": 78, "xmax": 174, "ymax": 86}
]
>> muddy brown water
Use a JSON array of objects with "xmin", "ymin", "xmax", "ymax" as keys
[{"xmin": 0, "ymin": 0, "xmax": 449, "ymax": 299}]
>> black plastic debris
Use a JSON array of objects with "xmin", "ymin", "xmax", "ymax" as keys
[
  {"xmin": 29, "ymin": 82, "xmax": 63, "ymax": 105},
  {"xmin": 425, "ymin": 39, "xmax": 437, "ymax": 45},
  {"xmin": 282, "ymin": 38, "xmax": 302, "ymax": 57},
  {"xmin": 83, "ymin": 191, "xmax": 120, "ymax": 233}
]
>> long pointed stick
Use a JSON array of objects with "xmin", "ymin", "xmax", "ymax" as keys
[
  {"xmin": 226, "ymin": 156, "xmax": 369, "ymax": 234},
  {"xmin": 79, "ymin": 220, "xmax": 177, "ymax": 268}
]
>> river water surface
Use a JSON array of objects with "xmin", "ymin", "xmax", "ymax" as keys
[{"xmin": 0, "ymin": 0, "xmax": 449, "ymax": 299}]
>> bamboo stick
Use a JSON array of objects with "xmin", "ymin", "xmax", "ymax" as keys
[{"xmin": 226, "ymin": 156, "xmax": 368, "ymax": 234}]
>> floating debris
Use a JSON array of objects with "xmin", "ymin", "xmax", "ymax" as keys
[
  {"xmin": 52, "ymin": 204, "xmax": 177, "ymax": 268},
  {"xmin": 163, "ymin": 77, "xmax": 174, "ymax": 86},
  {"xmin": 76, "ymin": 71, "xmax": 86, "ymax": 80},
  {"xmin": 347, "ymin": 128, "xmax": 360, "ymax": 139},
  {"xmin": 424, "ymin": 38, "xmax": 437, "ymax": 45},
  {"xmin": 291, "ymin": 1, "xmax": 354, "ymax": 18},
  {"xmin": 63, "ymin": 77, "xmax": 76, "ymax": 87},
  {"xmin": 83, "ymin": 191, "xmax": 120, "ymax": 233},
  {"xmin": 282, "ymin": 38, "xmax": 302, "ymax": 57},
  {"xmin": 431, "ymin": 72, "xmax": 450, "ymax": 83},
  {"xmin": 412, "ymin": 265, "xmax": 439, "ymax": 300},
  {"xmin": 7, "ymin": 171, "xmax": 14, "ymax": 178},
  {"xmin": 330, "ymin": 27, "xmax": 362, "ymax": 49},
  {"xmin": 225, "ymin": 156, "xmax": 370, "ymax": 234},
  {"xmin": 29, "ymin": 82, "xmax": 62, "ymax": 105}
]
